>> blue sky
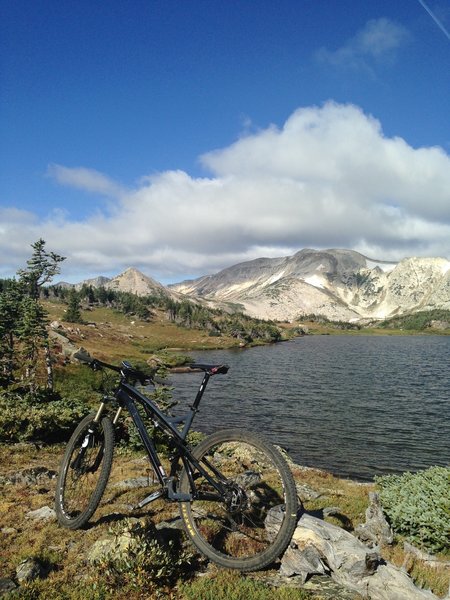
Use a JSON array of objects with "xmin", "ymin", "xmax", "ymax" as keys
[{"xmin": 1, "ymin": 0, "xmax": 450, "ymax": 283}]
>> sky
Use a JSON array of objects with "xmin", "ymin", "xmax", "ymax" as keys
[{"xmin": 1, "ymin": 0, "xmax": 450, "ymax": 284}]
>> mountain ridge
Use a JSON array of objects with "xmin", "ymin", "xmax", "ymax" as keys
[{"xmin": 61, "ymin": 250, "xmax": 450, "ymax": 322}]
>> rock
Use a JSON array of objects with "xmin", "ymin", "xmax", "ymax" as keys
[
  {"xmin": 16, "ymin": 558, "xmax": 45, "ymax": 583},
  {"xmin": 295, "ymin": 482, "xmax": 322, "ymax": 501},
  {"xmin": 87, "ymin": 519, "xmax": 156, "ymax": 565},
  {"xmin": 355, "ymin": 492, "xmax": 393, "ymax": 548},
  {"xmin": 268, "ymin": 509, "xmax": 438, "ymax": 600},
  {"xmin": 113, "ymin": 476, "xmax": 151, "ymax": 490},
  {"xmin": 49, "ymin": 330, "xmax": 79, "ymax": 358},
  {"xmin": 403, "ymin": 541, "xmax": 450, "ymax": 570},
  {"xmin": 1, "ymin": 467, "xmax": 57, "ymax": 486},
  {"xmin": 1, "ymin": 527, "xmax": 17, "ymax": 535},
  {"xmin": 365, "ymin": 563, "xmax": 439, "ymax": 600},
  {"xmin": 0, "ymin": 578, "xmax": 17, "ymax": 595},
  {"xmin": 286, "ymin": 513, "xmax": 380, "ymax": 584},
  {"xmin": 264, "ymin": 572, "xmax": 363, "ymax": 599},
  {"xmin": 26, "ymin": 506, "xmax": 56, "ymax": 521}
]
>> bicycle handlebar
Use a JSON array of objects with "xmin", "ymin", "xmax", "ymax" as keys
[
  {"xmin": 73, "ymin": 350, "xmax": 230, "ymax": 385},
  {"xmin": 73, "ymin": 349, "xmax": 151, "ymax": 385}
]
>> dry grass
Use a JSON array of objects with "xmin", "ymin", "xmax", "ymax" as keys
[{"xmin": 1, "ymin": 444, "xmax": 449, "ymax": 598}]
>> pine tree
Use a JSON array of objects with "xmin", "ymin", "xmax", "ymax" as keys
[
  {"xmin": 17, "ymin": 296, "xmax": 49, "ymax": 391},
  {"xmin": 17, "ymin": 238, "xmax": 65, "ymax": 300},
  {"xmin": 0, "ymin": 281, "xmax": 22, "ymax": 387},
  {"xmin": 17, "ymin": 240, "xmax": 66, "ymax": 389},
  {"xmin": 65, "ymin": 289, "xmax": 83, "ymax": 323}
]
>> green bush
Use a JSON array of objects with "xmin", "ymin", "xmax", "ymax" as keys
[
  {"xmin": 94, "ymin": 518, "xmax": 193, "ymax": 591},
  {"xmin": 376, "ymin": 466, "xmax": 450, "ymax": 554},
  {"xmin": 0, "ymin": 390, "xmax": 89, "ymax": 442}
]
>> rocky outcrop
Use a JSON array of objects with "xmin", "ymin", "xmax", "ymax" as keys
[{"xmin": 266, "ymin": 509, "xmax": 439, "ymax": 600}]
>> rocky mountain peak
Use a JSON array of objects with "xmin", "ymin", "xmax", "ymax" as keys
[
  {"xmin": 107, "ymin": 267, "xmax": 167, "ymax": 296},
  {"xmin": 170, "ymin": 249, "xmax": 450, "ymax": 322}
]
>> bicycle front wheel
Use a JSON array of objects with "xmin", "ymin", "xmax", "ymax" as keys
[
  {"xmin": 55, "ymin": 413, "xmax": 114, "ymax": 529},
  {"xmin": 179, "ymin": 429, "xmax": 299, "ymax": 571}
]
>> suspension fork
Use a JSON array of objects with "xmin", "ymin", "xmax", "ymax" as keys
[{"xmin": 71, "ymin": 399, "xmax": 120, "ymax": 472}]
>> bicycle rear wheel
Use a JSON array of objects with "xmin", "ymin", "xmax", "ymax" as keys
[
  {"xmin": 179, "ymin": 429, "xmax": 298, "ymax": 571},
  {"xmin": 55, "ymin": 413, "xmax": 114, "ymax": 529}
]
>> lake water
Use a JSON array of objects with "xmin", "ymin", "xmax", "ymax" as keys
[{"xmin": 169, "ymin": 335, "xmax": 450, "ymax": 481}]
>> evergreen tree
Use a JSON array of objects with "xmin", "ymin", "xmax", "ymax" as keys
[
  {"xmin": 17, "ymin": 238, "xmax": 65, "ymax": 299},
  {"xmin": 0, "ymin": 281, "xmax": 22, "ymax": 386},
  {"xmin": 17, "ymin": 296, "xmax": 48, "ymax": 390},
  {"xmin": 65, "ymin": 289, "xmax": 83, "ymax": 323},
  {"xmin": 0, "ymin": 240, "xmax": 66, "ymax": 392}
]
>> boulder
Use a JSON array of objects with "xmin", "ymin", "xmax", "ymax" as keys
[{"xmin": 266, "ymin": 509, "xmax": 438, "ymax": 600}]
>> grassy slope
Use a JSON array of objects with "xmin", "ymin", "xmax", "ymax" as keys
[{"xmin": 44, "ymin": 301, "xmax": 244, "ymax": 364}]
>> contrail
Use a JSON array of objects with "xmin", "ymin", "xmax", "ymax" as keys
[{"xmin": 417, "ymin": 0, "xmax": 450, "ymax": 41}]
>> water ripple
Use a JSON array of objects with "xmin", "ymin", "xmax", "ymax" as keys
[{"xmin": 170, "ymin": 335, "xmax": 450, "ymax": 481}]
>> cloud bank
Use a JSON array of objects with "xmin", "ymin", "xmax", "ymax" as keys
[{"xmin": 1, "ymin": 101, "xmax": 450, "ymax": 282}]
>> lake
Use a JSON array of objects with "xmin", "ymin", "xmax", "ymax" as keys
[{"xmin": 169, "ymin": 335, "xmax": 450, "ymax": 481}]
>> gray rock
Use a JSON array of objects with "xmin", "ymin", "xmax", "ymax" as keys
[
  {"xmin": 1, "ymin": 467, "xmax": 57, "ymax": 486},
  {"xmin": 403, "ymin": 541, "xmax": 450, "ymax": 569},
  {"xmin": 87, "ymin": 518, "xmax": 156, "ymax": 565},
  {"xmin": 26, "ymin": 506, "xmax": 56, "ymax": 521},
  {"xmin": 113, "ymin": 476, "xmax": 151, "ymax": 490},
  {"xmin": 1, "ymin": 527, "xmax": 17, "ymax": 535},
  {"xmin": 295, "ymin": 482, "xmax": 322, "ymax": 501},
  {"xmin": 354, "ymin": 492, "xmax": 393, "ymax": 548},
  {"xmin": 274, "ymin": 512, "xmax": 438, "ymax": 600},
  {"xmin": 16, "ymin": 558, "xmax": 44, "ymax": 583}
]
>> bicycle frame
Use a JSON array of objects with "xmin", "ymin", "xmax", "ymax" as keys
[{"xmin": 105, "ymin": 369, "xmax": 230, "ymax": 509}]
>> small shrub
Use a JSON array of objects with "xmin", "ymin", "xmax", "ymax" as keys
[
  {"xmin": 376, "ymin": 466, "xmax": 450, "ymax": 554},
  {"xmin": 94, "ymin": 518, "xmax": 193, "ymax": 591},
  {"xmin": 0, "ymin": 390, "xmax": 89, "ymax": 442}
]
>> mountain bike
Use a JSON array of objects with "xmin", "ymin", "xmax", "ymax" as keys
[{"xmin": 55, "ymin": 351, "xmax": 299, "ymax": 571}]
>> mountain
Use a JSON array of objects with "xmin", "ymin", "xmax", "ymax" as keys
[
  {"xmin": 170, "ymin": 249, "xmax": 450, "ymax": 322},
  {"xmin": 60, "ymin": 250, "xmax": 450, "ymax": 322},
  {"xmin": 63, "ymin": 267, "xmax": 180, "ymax": 301},
  {"xmin": 104, "ymin": 267, "xmax": 168, "ymax": 297}
]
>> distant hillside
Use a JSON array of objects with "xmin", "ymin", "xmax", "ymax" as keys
[{"xmin": 170, "ymin": 248, "xmax": 450, "ymax": 322}]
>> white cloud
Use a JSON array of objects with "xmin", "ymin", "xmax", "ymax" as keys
[
  {"xmin": 315, "ymin": 18, "xmax": 409, "ymax": 73},
  {"xmin": 47, "ymin": 163, "xmax": 126, "ymax": 198},
  {"xmin": 1, "ymin": 101, "xmax": 450, "ymax": 282}
]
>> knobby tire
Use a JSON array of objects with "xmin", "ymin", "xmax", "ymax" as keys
[
  {"xmin": 55, "ymin": 413, "xmax": 114, "ymax": 529},
  {"xmin": 179, "ymin": 428, "xmax": 299, "ymax": 571}
]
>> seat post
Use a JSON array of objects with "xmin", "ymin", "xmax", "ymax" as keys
[{"xmin": 192, "ymin": 372, "xmax": 211, "ymax": 411}]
